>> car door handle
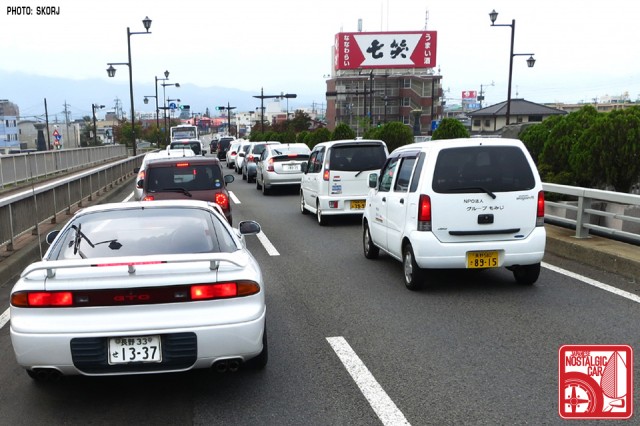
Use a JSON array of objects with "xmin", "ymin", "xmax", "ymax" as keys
[
  {"xmin": 382, "ymin": 197, "xmax": 386, "ymax": 202},
  {"xmin": 400, "ymin": 198, "xmax": 404, "ymax": 204}
]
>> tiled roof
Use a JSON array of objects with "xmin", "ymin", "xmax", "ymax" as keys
[{"xmin": 469, "ymin": 99, "xmax": 567, "ymax": 117}]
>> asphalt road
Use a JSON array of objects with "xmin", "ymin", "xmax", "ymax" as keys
[{"xmin": 0, "ymin": 165, "xmax": 638, "ymax": 425}]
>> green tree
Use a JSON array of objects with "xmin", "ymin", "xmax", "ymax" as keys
[
  {"xmin": 431, "ymin": 118, "xmax": 470, "ymax": 140},
  {"xmin": 296, "ymin": 130, "xmax": 309, "ymax": 144},
  {"xmin": 376, "ymin": 121, "xmax": 413, "ymax": 152},
  {"xmin": 305, "ymin": 127, "xmax": 331, "ymax": 149},
  {"xmin": 289, "ymin": 110, "xmax": 312, "ymax": 133},
  {"xmin": 332, "ymin": 123, "xmax": 356, "ymax": 140}
]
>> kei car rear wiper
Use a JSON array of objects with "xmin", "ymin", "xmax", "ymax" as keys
[
  {"xmin": 447, "ymin": 186, "xmax": 497, "ymax": 199},
  {"xmin": 162, "ymin": 187, "xmax": 193, "ymax": 197},
  {"xmin": 70, "ymin": 224, "xmax": 95, "ymax": 258}
]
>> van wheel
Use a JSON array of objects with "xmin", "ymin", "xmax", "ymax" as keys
[
  {"xmin": 403, "ymin": 243, "xmax": 424, "ymax": 291},
  {"xmin": 300, "ymin": 192, "xmax": 308, "ymax": 214},
  {"xmin": 363, "ymin": 223, "xmax": 379, "ymax": 259},
  {"xmin": 242, "ymin": 168, "xmax": 247, "ymax": 180},
  {"xmin": 316, "ymin": 202, "xmax": 327, "ymax": 226},
  {"xmin": 512, "ymin": 263, "xmax": 541, "ymax": 285}
]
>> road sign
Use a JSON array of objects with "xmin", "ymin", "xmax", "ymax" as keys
[
  {"xmin": 169, "ymin": 102, "xmax": 177, "ymax": 110},
  {"xmin": 53, "ymin": 129, "xmax": 60, "ymax": 137}
]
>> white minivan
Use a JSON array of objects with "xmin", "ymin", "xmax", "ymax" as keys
[
  {"xmin": 362, "ymin": 138, "xmax": 546, "ymax": 289},
  {"xmin": 300, "ymin": 139, "xmax": 388, "ymax": 225}
]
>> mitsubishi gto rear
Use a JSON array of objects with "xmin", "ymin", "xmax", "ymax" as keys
[{"xmin": 362, "ymin": 138, "xmax": 545, "ymax": 290}]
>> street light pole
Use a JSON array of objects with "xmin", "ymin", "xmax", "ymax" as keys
[
  {"xmin": 489, "ymin": 10, "xmax": 535, "ymax": 126},
  {"xmin": 106, "ymin": 16, "xmax": 152, "ymax": 157},
  {"xmin": 253, "ymin": 88, "xmax": 295, "ymax": 133},
  {"xmin": 216, "ymin": 102, "xmax": 237, "ymax": 136},
  {"xmin": 161, "ymin": 81, "xmax": 180, "ymax": 144}
]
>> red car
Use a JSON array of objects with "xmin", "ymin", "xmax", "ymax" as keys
[{"xmin": 140, "ymin": 157, "xmax": 235, "ymax": 224}]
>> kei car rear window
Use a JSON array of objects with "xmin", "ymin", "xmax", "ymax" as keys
[
  {"xmin": 432, "ymin": 146, "xmax": 536, "ymax": 193},
  {"xmin": 329, "ymin": 144, "xmax": 387, "ymax": 172},
  {"xmin": 147, "ymin": 164, "xmax": 224, "ymax": 192}
]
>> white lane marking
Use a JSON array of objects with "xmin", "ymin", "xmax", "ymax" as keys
[
  {"xmin": 229, "ymin": 191, "xmax": 240, "ymax": 205},
  {"xmin": 327, "ymin": 336, "xmax": 411, "ymax": 426},
  {"xmin": 542, "ymin": 262, "xmax": 640, "ymax": 304},
  {"xmin": 256, "ymin": 231, "xmax": 280, "ymax": 256},
  {"xmin": 123, "ymin": 191, "xmax": 135, "ymax": 202},
  {"xmin": 0, "ymin": 308, "xmax": 9, "ymax": 329}
]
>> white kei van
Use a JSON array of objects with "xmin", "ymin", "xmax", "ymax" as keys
[
  {"xmin": 300, "ymin": 139, "xmax": 388, "ymax": 225},
  {"xmin": 362, "ymin": 138, "xmax": 546, "ymax": 289}
]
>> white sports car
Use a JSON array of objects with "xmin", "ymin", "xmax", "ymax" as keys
[{"xmin": 10, "ymin": 200, "xmax": 267, "ymax": 381}]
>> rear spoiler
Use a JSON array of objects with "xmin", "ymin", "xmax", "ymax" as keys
[{"xmin": 21, "ymin": 253, "xmax": 246, "ymax": 279}]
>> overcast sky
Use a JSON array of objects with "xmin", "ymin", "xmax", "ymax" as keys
[{"xmin": 3, "ymin": 0, "xmax": 640, "ymax": 113}]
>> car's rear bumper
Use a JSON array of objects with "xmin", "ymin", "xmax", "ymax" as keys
[
  {"xmin": 10, "ymin": 308, "xmax": 266, "ymax": 376},
  {"xmin": 408, "ymin": 227, "xmax": 546, "ymax": 269},
  {"xmin": 317, "ymin": 195, "xmax": 367, "ymax": 216}
]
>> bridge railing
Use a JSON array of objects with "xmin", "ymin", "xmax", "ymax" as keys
[{"xmin": 0, "ymin": 145, "xmax": 127, "ymax": 190}]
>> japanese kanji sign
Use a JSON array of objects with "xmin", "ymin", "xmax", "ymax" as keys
[{"xmin": 334, "ymin": 31, "xmax": 437, "ymax": 70}]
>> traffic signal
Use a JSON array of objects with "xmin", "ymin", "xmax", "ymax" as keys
[
  {"xmin": 216, "ymin": 106, "xmax": 224, "ymax": 110},
  {"xmin": 179, "ymin": 105, "xmax": 190, "ymax": 110}
]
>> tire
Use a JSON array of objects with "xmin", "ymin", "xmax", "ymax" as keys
[
  {"xmin": 256, "ymin": 175, "xmax": 262, "ymax": 190},
  {"xmin": 245, "ymin": 326, "xmax": 268, "ymax": 370},
  {"xmin": 403, "ymin": 243, "xmax": 424, "ymax": 291},
  {"xmin": 242, "ymin": 167, "xmax": 247, "ymax": 181},
  {"xmin": 300, "ymin": 191, "xmax": 308, "ymax": 214},
  {"xmin": 262, "ymin": 181, "xmax": 270, "ymax": 195},
  {"xmin": 513, "ymin": 263, "xmax": 541, "ymax": 285},
  {"xmin": 316, "ymin": 201, "xmax": 327, "ymax": 226},
  {"xmin": 363, "ymin": 223, "xmax": 379, "ymax": 259}
]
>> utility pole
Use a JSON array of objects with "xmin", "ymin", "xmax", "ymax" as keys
[{"xmin": 216, "ymin": 102, "xmax": 236, "ymax": 136}]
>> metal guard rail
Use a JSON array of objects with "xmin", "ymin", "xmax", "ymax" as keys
[
  {"xmin": 0, "ymin": 155, "xmax": 140, "ymax": 251},
  {"xmin": 543, "ymin": 183, "xmax": 640, "ymax": 244}
]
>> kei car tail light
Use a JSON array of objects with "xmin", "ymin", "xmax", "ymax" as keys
[
  {"xmin": 417, "ymin": 194, "xmax": 432, "ymax": 231},
  {"xmin": 323, "ymin": 169, "xmax": 330, "ymax": 181},
  {"xmin": 536, "ymin": 190, "xmax": 545, "ymax": 226},
  {"xmin": 215, "ymin": 192, "xmax": 229, "ymax": 210},
  {"xmin": 142, "ymin": 195, "xmax": 155, "ymax": 201},
  {"xmin": 136, "ymin": 170, "xmax": 145, "ymax": 188},
  {"xmin": 267, "ymin": 158, "xmax": 274, "ymax": 172},
  {"xmin": 247, "ymin": 154, "xmax": 255, "ymax": 163}
]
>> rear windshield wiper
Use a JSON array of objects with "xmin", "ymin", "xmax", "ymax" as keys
[
  {"xmin": 161, "ymin": 187, "xmax": 193, "ymax": 197},
  {"xmin": 447, "ymin": 186, "xmax": 497, "ymax": 199},
  {"xmin": 70, "ymin": 224, "xmax": 95, "ymax": 258}
]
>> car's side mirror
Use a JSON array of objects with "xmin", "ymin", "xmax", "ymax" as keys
[
  {"xmin": 368, "ymin": 173, "xmax": 378, "ymax": 188},
  {"xmin": 238, "ymin": 152, "xmax": 245, "ymax": 158},
  {"xmin": 46, "ymin": 230, "xmax": 60, "ymax": 245},
  {"xmin": 238, "ymin": 220, "xmax": 261, "ymax": 235},
  {"xmin": 137, "ymin": 179, "xmax": 144, "ymax": 188},
  {"xmin": 224, "ymin": 174, "xmax": 234, "ymax": 184},
  {"xmin": 134, "ymin": 167, "xmax": 140, "ymax": 173}
]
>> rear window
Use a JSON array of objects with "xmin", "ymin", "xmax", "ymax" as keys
[
  {"xmin": 328, "ymin": 144, "xmax": 387, "ymax": 172},
  {"xmin": 170, "ymin": 142, "xmax": 201, "ymax": 155},
  {"xmin": 270, "ymin": 145, "xmax": 310, "ymax": 156},
  {"xmin": 432, "ymin": 146, "xmax": 536, "ymax": 193},
  {"xmin": 147, "ymin": 163, "xmax": 224, "ymax": 192}
]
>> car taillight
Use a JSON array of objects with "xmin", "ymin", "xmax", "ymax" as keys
[
  {"xmin": 191, "ymin": 281, "xmax": 260, "ymax": 300},
  {"xmin": 267, "ymin": 158, "xmax": 274, "ymax": 172},
  {"xmin": 11, "ymin": 280, "xmax": 261, "ymax": 308},
  {"xmin": 417, "ymin": 194, "xmax": 432, "ymax": 231},
  {"xmin": 176, "ymin": 162, "xmax": 190, "ymax": 167},
  {"xmin": 215, "ymin": 192, "xmax": 229, "ymax": 210},
  {"xmin": 323, "ymin": 169, "xmax": 330, "ymax": 181},
  {"xmin": 536, "ymin": 190, "xmax": 545, "ymax": 226},
  {"xmin": 230, "ymin": 151, "xmax": 237, "ymax": 156},
  {"xmin": 248, "ymin": 154, "xmax": 255, "ymax": 163},
  {"xmin": 11, "ymin": 291, "xmax": 73, "ymax": 307},
  {"xmin": 143, "ymin": 195, "xmax": 155, "ymax": 201},
  {"xmin": 136, "ymin": 170, "xmax": 145, "ymax": 188}
]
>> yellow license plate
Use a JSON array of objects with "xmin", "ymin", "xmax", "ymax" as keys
[
  {"xmin": 467, "ymin": 251, "xmax": 499, "ymax": 269},
  {"xmin": 350, "ymin": 200, "xmax": 366, "ymax": 210}
]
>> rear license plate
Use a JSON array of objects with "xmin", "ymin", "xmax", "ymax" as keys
[
  {"xmin": 350, "ymin": 200, "xmax": 366, "ymax": 209},
  {"xmin": 467, "ymin": 251, "xmax": 499, "ymax": 269},
  {"xmin": 284, "ymin": 164, "xmax": 300, "ymax": 171},
  {"xmin": 108, "ymin": 335, "xmax": 162, "ymax": 364}
]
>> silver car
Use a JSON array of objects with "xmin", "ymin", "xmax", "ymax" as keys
[
  {"xmin": 10, "ymin": 200, "xmax": 267, "ymax": 381},
  {"xmin": 256, "ymin": 143, "xmax": 311, "ymax": 195}
]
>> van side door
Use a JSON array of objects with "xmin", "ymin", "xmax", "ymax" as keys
[
  {"xmin": 385, "ymin": 154, "xmax": 420, "ymax": 257},
  {"xmin": 301, "ymin": 147, "xmax": 324, "ymax": 209},
  {"xmin": 368, "ymin": 155, "xmax": 401, "ymax": 252}
]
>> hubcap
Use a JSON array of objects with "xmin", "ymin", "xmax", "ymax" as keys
[
  {"xmin": 404, "ymin": 250, "xmax": 413, "ymax": 283},
  {"xmin": 364, "ymin": 228, "xmax": 371, "ymax": 253}
]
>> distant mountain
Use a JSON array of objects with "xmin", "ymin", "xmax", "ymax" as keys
[{"xmin": 1, "ymin": 70, "xmax": 310, "ymax": 121}]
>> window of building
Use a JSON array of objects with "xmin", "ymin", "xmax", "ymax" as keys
[
  {"xmin": 484, "ymin": 119, "xmax": 491, "ymax": 127},
  {"xmin": 473, "ymin": 119, "xmax": 481, "ymax": 127},
  {"xmin": 528, "ymin": 115, "xmax": 543, "ymax": 122},
  {"xmin": 403, "ymin": 79, "xmax": 411, "ymax": 88}
]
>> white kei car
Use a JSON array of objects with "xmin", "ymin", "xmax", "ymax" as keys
[{"xmin": 10, "ymin": 200, "xmax": 267, "ymax": 381}]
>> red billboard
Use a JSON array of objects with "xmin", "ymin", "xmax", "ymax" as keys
[{"xmin": 334, "ymin": 31, "xmax": 437, "ymax": 70}]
